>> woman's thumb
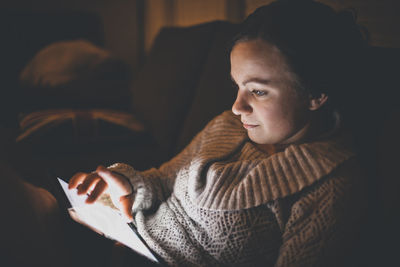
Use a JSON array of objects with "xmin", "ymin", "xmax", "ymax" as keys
[
  {"xmin": 120, "ymin": 195, "xmax": 134, "ymax": 222},
  {"xmin": 96, "ymin": 165, "xmax": 132, "ymax": 195}
]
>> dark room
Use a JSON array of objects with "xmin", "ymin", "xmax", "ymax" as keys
[{"xmin": 1, "ymin": 0, "xmax": 399, "ymax": 266}]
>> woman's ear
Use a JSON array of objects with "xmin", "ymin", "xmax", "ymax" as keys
[{"xmin": 309, "ymin": 93, "xmax": 328, "ymax": 111}]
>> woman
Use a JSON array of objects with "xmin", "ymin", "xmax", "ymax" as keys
[{"xmin": 70, "ymin": 1, "xmax": 368, "ymax": 266}]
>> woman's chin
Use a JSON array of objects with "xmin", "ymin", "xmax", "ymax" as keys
[{"xmin": 248, "ymin": 133, "xmax": 273, "ymax": 146}]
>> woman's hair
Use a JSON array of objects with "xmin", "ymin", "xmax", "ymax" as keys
[{"xmin": 231, "ymin": 0, "xmax": 368, "ymax": 112}]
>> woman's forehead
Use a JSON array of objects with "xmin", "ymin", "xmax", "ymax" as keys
[{"xmin": 230, "ymin": 40, "xmax": 294, "ymax": 82}]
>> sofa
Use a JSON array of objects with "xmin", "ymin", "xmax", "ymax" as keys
[{"xmin": 1, "ymin": 10, "xmax": 399, "ymax": 267}]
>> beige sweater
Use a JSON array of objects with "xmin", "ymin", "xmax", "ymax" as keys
[{"xmin": 109, "ymin": 111, "xmax": 366, "ymax": 267}]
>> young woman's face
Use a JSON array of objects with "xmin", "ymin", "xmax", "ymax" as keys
[{"xmin": 231, "ymin": 39, "xmax": 312, "ymax": 145}]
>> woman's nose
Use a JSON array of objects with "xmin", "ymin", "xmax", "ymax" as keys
[{"xmin": 232, "ymin": 92, "xmax": 252, "ymax": 115}]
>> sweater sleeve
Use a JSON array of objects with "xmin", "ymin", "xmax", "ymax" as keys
[
  {"xmin": 274, "ymin": 161, "xmax": 367, "ymax": 267},
  {"xmin": 107, "ymin": 116, "xmax": 213, "ymax": 213}
]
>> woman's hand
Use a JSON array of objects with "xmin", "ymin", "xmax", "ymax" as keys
[{"xmin": 68, "ymin": 165, "xmax": 134, "ymax": 221}]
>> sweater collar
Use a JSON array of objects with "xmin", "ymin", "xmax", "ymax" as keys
[{"xmin": 187, "ymin": 111, "xmax": 355, "ymax": 210}]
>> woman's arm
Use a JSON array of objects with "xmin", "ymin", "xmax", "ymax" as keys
[
  {"xmin": 68, "ymin": 131, "xmax": 204, "ymax": 219},
  {"xmin": 107, "ymin": 131, "xmax": 204, "ymax": 213},
  {"xmin": 106, "ymin": 111, "xmax": 227, "ymax": 213},
  {"xmin": 70, "ymin": 111, "xmax": 239, "ymax": 216}
]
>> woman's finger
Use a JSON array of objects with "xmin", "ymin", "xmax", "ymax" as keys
[
  {"xmin": 76, "ymin": 173, "xmax": 101, "ymax": 195},
  {"xmin": 68, "ymin": 172, "xmax": 87, "ymax": 189},
  {"xmin": 85, "ymin": 180, "xmax": 108, "ymax": 204}
]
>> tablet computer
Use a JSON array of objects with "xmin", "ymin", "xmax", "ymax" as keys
[{"xmin": 56, "ymin": 177, "xmax": 162, "ymax": 265}]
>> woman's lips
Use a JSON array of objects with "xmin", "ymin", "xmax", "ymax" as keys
[{"xmin": 243, "ymin": 123, "xmax": 258, "ymax": 129}]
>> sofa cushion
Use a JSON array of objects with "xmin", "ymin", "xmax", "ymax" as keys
[
  {"xmin": 175, "ymin": 21, "xmax": 239, "ymax": 154},
  {"xmin": 130, "ymin": 22, "xmax": 221, "ymax": 158}
]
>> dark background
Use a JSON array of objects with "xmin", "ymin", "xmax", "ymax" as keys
[{"xmin": 3, "ymin": 0, "xmax": 399, "ymax": 73}]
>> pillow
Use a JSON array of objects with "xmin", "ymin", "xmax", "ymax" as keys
[{"xmin": 19, "ymin": 40, "xmax": 131, "ymax": 112}]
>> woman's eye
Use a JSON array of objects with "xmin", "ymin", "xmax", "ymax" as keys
[{"xmin": 251, "ymin": 90, "xmax": 267, "ymax": 97}]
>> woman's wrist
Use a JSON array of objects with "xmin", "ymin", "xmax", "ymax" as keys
[{"xmin": 107, "ymin": 163, "xmax": 156, "ymax": 213}]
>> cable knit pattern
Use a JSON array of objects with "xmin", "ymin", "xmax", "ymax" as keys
[{"xmin": 109, "ymin": 111, "xmax": 365, "ymax": 266}]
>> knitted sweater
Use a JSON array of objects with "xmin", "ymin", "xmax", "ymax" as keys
[{"xmin": 109, "ymin": 111, "xmax": 366, "ymax": 267}]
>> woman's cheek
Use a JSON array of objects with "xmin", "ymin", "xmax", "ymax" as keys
[{"xmin": 266, "ymin": 105, "xmax": 295, "ymax": 138}]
